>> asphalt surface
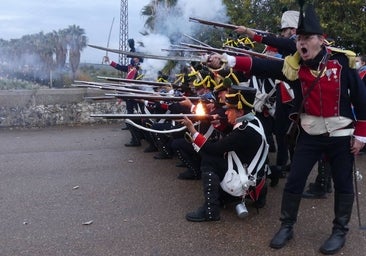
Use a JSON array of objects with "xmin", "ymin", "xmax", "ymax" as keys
[{"xmin": 0, "ymin": 124, "xmax": 365, "ymax": 256}]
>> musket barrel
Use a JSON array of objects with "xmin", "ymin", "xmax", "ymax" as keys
[
  {"xmin": 189, "ymin": 17, "xmax": 270, "ymax": 35},
  {"xmin": 90, "ymin": 113, "xmax": 215, "ymax": 120},
  {"xmin": 97, "ymin": 76, "xmax": 171, "ymax": 87},
  {"xmin": 180, "ymin": 43, "xmax": 246, "ymax": 56},
  {"xmin": 88, "ymin": 44, "xmax": 202, "ymax": 62},
  {"xmin": 180, "ymin": 43, "xmax": 282, "ymax": 61},
  {"xmin": 84, "ymin": 96, "xmax": 116, "ymax": 101},
  {"xmin": 189, "ymin": 17, "xmax": 238, "ymax": 30},
  {"xmin": 224, "ymin": 46, "xmax": 283, "ymax": 61},
  {"xmin": 104, "ymin": 93, "xmax": 201, "ymax": 101},
  {"xmin": 71, "ymin": 83, "xmax": 157, "ymax": 94}
]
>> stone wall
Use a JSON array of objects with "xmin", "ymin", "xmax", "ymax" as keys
[{"xmin": 0, "ymin": 88, "xmax": 125, "ymax": 128}]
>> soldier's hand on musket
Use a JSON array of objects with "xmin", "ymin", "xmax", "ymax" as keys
[
  {"xmin": 179, "ymin": 96, "xmax": 194, "ymax": 109},
  {"xmin": 180, "ymin": 116, "xmax": 197, "ymax": 135},
  {"xmin": 235, "ymin": 26, "xmax": 248, "ymax": 34},
  {"xmin": 102, "ymin": 56, "xmax": 110, "ymax": 64},
  {"xmin": 206, "ymin": 54, "xmax": 224, "ymax": 69},
  {"xmin": 235, "ymin": 26, "xmax": 255, "ymax": 38}
]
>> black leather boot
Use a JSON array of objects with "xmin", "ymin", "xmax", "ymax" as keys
[
  {"xmin": 124, "ymin": 123, "xmax": 142, "ymax": 147},
  {"xmin": 176, "ymin": 149, "xmax": 201, "ymax": 180},
  {"xmin": 186, "ymin": 172, "xmax": 220, "ymax": 222},
  {"xmin": 270, "ymin": 192, "xmax": 302, "ymax": 249},
  {"xmin": 268, "ymin": 165, "xmax": 281, "ymax": 187},
  {"xmin": 302, "ymin": 158, "xmax": 332, "ymax": 198},
  {"xmin": 153, "ymin": 133, "xmax": 173, "ymax": 159},
  {"xmin": 319, "ymin": 193, "xmax": 354, "ymax": 255},
  {"xmin": 143, "ymin": 143, "xmax": 158, "ymax": 153}
]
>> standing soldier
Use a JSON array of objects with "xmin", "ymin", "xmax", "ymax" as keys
[
  {"xmin": 105, "ymin": 39, "xmax": 145, "ymax": 147},
  {"xmin": 205, "ymin": 3, "xmax": 366, "ymax": 254}
]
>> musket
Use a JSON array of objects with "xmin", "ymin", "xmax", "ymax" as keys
[
  {"xmin": 71, "ymin": 83, "xmax": 159, "ymax": 95},
  {"xmin": 189, "ymin": 17, "xmax": 271, "ymax": 35},
  {"xmin": 103, "ymin": 93, "xmax": 202, "ymax": 102},
  {"xmin": 88, "ymin": 44, "xmax": 202, "ymax": 62},
  {"xmin": 183, "ymin": 34, "xmax": 212, "ymax": 47},
  {"xmin": 97, "ymin": 76, "xmax": 171, "ymax": 87},
  {"xmin": 90, "ymin": 113, "xmax": 225, "ymax": 121},
  {"xmin": 180, "ymin": 43, "xmax": 282, "ymax": 61},
  {"xmin": 180, "ymin": 42, "xmax": 246, "ymax": 56},
  {"xmin": 75, "ymin": 80, "xmax": 160, "ymax": 88},
  {"xmin": 161, "ymin": 48, "xmax": 209, "ymax": 53},
  {"xmin": 84, "ymin": 96, "xmax": 117, "ymax": 101},
  {"xmin": 224, "ymin": 46, "xmax": 283, "ymax": 61}
]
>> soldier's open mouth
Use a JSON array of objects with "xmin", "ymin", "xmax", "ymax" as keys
[{"xmin": 301, "ymin": 47, "xmax": 308, "ymax": 54}]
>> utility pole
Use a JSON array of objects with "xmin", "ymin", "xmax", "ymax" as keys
[{"xmin": 119, "ymin": 0, "xmax": 128, "ymax": 66}]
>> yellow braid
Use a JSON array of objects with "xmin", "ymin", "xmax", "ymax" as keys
[{"xmin": 225, "ymin": 68, "xmax": 240, "ymax": 85}]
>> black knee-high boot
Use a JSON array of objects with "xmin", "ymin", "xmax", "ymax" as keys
[
  {"xmin": 176, "ymin": 149, "xmax": 201, "ymax": 180},
  {"xmin": 270, "ymin": 192, "xmax": 302, "ymax": 249},
  {"xmin": 186, "ymin": 172, "xmax": 221, "ymax": 222},
  {"xmin": 319, "ymin": 193, "xmax": 354, "ymax": 255},
  {"xmin": 303, "ymin": 158, "xmax": 332, "ymax": 198}
]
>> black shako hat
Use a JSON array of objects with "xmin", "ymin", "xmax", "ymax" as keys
[
  {"xmin": 224, "ymin": 85, "xmax": 256, "ymax": 110},
  {"xmin": 296, "ymin": 2, "xmax": 323, "ymax": 35}
]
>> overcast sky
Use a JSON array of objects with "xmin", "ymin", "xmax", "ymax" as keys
[{"xmin": 0, "ymin": 0, "xmax": 151, "ymax": 63}]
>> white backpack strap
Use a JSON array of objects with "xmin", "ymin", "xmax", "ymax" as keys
[
  {"xmin": 229, "ymin": 151, "xmax": 248, "ymax": 185},
  {"xmin": 228, "ymin": 151, "xmax": 233, "ymax": 171},
  {"xmin": 245, "ymin": 118, "xmax": 269, "ymax": 178}
]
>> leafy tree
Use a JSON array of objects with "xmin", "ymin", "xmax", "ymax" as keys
[
  {"xmin": 314, "ymin": 0, "xmax": 366, "ymax": 54},
  {"xmin": 224, "ymin": 0, "xmax": 366, "ymax": 54}
]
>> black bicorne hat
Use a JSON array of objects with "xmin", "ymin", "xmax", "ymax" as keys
[
  {"xmin": 296, "ymin": 3, "xmax": 323, "ymax": 35},
  {"xmin": 224, "ymin": 85, "xmax": 256, "ymax": 110}
]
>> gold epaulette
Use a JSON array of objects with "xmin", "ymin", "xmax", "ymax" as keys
[
  {"xmin": 282, "ymin": 51, "xmax": 301, "ymax": 81},
  {"xmin": 328, "ymin": 46, "xmax": 357, "ymax": 68}
]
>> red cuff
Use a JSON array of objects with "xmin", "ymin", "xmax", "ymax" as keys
[
  {"xmin": 354, "ymin": 121, "xmax": 366, "ymax": 137},
  {"xmin": 234, "ymin": 56, "xmax": 252, "ymax": 73},
  {"xmin": 253, "ymin": 34, "xmax": 263, "ymax": 43},
  {"xmin": 110, "ymin": 61, "xmax": 117, "ymax": 68},
  {"xmin": 161, "ymin": 103, "xmax": 169, "ymax": 110},
  {"xmin": 193, "ymin": 133, "xmax": 207, "ymax": 148}
]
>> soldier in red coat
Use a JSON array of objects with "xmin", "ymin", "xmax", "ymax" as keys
[
  {"xmin": 206, "ymin": 4, "xmax": 366, "ymax": 255},
  {"xmin": 106, "ymin": 39, "xmax": 145, "ymax": 147}
]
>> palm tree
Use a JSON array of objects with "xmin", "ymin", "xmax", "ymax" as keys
[
  {"xmin": 53, "ymin": 29, "xmax": 68, "ymax": 70},
  {"xmin": 66, "ymin": 25, "xmax": 87, "ymax": 80}
]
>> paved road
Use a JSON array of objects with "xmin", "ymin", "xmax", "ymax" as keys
[{"xmin": 0, "ymin": 124, "xmax": 365, "ymax": 256}]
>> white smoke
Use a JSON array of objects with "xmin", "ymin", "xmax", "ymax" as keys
[{"xmin": 135, "ymin": 0, "xmax": 228, "ymax": 80}]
